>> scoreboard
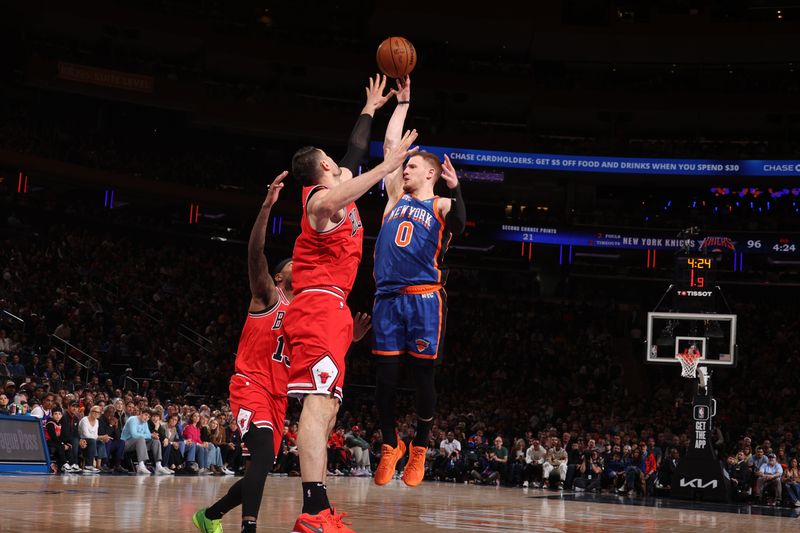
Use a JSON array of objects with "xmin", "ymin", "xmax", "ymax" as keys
[{"xmin": 495, "ymin": 225, "xmax": 800, "ymax": 256}]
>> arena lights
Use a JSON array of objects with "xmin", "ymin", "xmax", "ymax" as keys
[
  {"xmin": 17, "ymin": 171, "xmax": 28, "ymax": 193},
  {"xmin": 558, "ymin": 245, "xmax": 574, "ymax": 265},
  {"xmin": 103, "ymin": 189, "xmax": 116, "ymax": 209},
  {"xmin": 271, "ymin": 216, "xmax": 283, "ymax": 236},
  {"xmin": 646, "ymin": 249, "xmax": 658, "ymax": 269},
  {"xmin": 710, "ymin": 187, "xmax": 800, "ymax": 199},
  {"xmin": 188, "ymin": 203, "xmax": 200, "ymax": 224}
]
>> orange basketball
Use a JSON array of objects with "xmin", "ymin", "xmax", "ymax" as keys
[{"xmin": 376, "ymin": 36, "xmax": 417, "ymax": 79}]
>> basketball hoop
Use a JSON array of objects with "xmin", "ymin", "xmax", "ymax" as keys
[{"xmin": 677, "ymin": 351, "xmax": 701, "ymax": 379}]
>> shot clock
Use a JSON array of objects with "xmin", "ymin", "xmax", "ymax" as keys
[{"xmin": 675, "ymin": 255, "xmax": 716, "ymax": 289}]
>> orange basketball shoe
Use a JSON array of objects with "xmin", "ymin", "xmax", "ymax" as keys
[
  {"xmin": 374, "ymin": 437, "xmax": 406, "ymax": 486},
  {"xmin": 401, "ymin": 444, "xmax": 427, "ymax": 487},
  {"xmin": 292, "ymin": 508, "xmax": 355, "ymax": 533}
]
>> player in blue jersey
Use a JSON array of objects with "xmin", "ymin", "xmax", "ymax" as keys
[{"xmin": 372, "ymin": 77, "xmax": 466, "ymax": 487}]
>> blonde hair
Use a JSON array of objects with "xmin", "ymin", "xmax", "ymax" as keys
[{"xmin": 413, "ymin": 151, "xmax": 442, "ymax": 180}]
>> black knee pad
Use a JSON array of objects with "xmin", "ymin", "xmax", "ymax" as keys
[{"xmin": 243, "ymin": 427, "xmax": 275, "ymax": 469}]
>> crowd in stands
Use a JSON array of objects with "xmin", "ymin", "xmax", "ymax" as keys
[{"xmin": 2, "ymin": 183, "xmax": 800, "ymax": 507}]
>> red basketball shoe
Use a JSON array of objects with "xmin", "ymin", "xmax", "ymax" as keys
[{"xmin": 292, "ymin": 508, "xmax": 355, "ymax": 533}]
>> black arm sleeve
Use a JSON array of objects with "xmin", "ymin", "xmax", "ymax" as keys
[
  {"xmin": 339, "ymin": 113, "xmax": 373, "ymax": 174},
  {"xmin": 445, "ymin": 184, "xmax": 467, "ymax": 234}
]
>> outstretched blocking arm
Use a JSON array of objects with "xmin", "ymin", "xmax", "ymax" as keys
[
  {"xmin": 308, "ymin": 130, "xmax": 419, "ymax": 229},
  {"xmin": 247, "ymin": 171, "xmax": 287, "ymax": 311},
  {"xmin": 383, "ymin": 76, "xmax": 411, "ymax": 205},
  {"xmin": 339, "ymin": 74, "xmax": 397, "ymax": 179}
]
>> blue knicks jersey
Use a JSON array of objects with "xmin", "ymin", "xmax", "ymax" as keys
[{"xmin": 374, "ymin": 195, "xmax": 452, "ymax": 294}]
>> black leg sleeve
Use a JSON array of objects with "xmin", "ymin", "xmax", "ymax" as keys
[
  {"xmin": 241, "ymin": 427, "xmax": 275, "ymax": 519},
  {"xmin": 411, "ymin": 363, "xmax": 437, "ymax": 447},
  {"xmin": 207, "ymin": 427, "xmax": 275, "ymax": 521},
  {"xmin": 375, "ymin": 361, "xmax": 401, "ymax": 448}
]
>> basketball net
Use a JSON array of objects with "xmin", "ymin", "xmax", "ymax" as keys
[{"xmin": 677, "ymin": 349, "xmax": 701, "ymax": 379}]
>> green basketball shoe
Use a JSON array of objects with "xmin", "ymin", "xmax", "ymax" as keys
[{"xmin": 192, "ymin": 508, "xmax": 223, "ymax": 533}]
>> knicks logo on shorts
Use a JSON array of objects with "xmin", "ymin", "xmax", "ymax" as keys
[
  {"xmin": 415, "ymin": 339, "xmax": 430, "ymax": 353},
  {"xmin": 311, "ymin": 354, "xmax": 339, "ymax": 392}
]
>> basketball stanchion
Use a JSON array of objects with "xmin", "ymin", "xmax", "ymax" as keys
[{"xmin": 670, "ymin": 356, "xmax": 731, "ymax": 502}]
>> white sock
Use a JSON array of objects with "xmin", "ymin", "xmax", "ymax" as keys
[
  {"xmin": 156, "ymin": 461, "xmax": 163, "ymax": 469},
  {"xmin": 139, "ymin": 461, "xmax": 146, "ymax": 468}
]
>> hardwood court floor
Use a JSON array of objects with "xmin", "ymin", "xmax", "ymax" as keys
[{"xmin": 0, "ymin": 474, "xmax": 798, "ymax": 532}]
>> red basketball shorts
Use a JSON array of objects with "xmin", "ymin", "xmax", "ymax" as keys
[
  {"xmin": 229, "ymin": 373, "xmax": 286, "ymax": 456},
  {"xmin": 283, "ymin": 289, "xmax": 354, "ymax": 402}
]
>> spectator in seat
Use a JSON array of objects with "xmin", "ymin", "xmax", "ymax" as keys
[
  {"xmin": 440, "ymin": 431, "xmax": 462, "ymax": 458},
  {"xmin": 508, "ymin": 438, "xmax": 528, "ymax": 487},
  {"xmin": 489, "ymin": 436, "xmax": 509, "ymax": 483},
  {"xmin": 149, "ymin": 410, "xmax": 175, "ymax": 474},
  {"xmin": 618, "ymin": 447, "xmax": 646, "ymax": 496},
  {"xmin": 276, "ymin": 423, "xmax": 299, "ymax": 476},
  {"xmin": 659, "ymin": 447, "xmax": 681, "ymax": 490},
  {"xmin": 121, "ymin": 408, "xmax": 172, "ymax": 475},
  {"xmin": 113, "ymin": 398, "xmax": 128, "ymax": 428},
  {"xmin": 163, "ymin": 414, "xmax": 186, "ymax": 471},
  {"xmin": 574, "ymin": 450, "xmax": 603, "ymax": 492},
  {"xmin": 470, "ymin": 447, "xmax": 501, "ymax": 485},
  {"xmin": 757, "ymin": 453, "xmax": 783, "ymax": 504},
  {"xmin": 440, "ymin": 449, "xmax": 467, "ymax": 482},
  {"xmin": 45, "ymin": 407, "xmax": 69, "ymax": 472},
  {"xmin": 726, "ymin": 450, "xmax": 750, "ymax": 497},
  {"xmin": 524, "ymin": 438, "xmax": 547, "ymax": 488},
  {"xmin": 605, "ymin": 449, "xmax": 626, "ymax": 492},
  {"xmin": 61, "ymin": 401, "xmax": 82, "ymax": 470},
  {"xmin": 749, "ymin": 446, "xmax": 768, "ymax": 478},
  {"xmin": 345, "ymin": 425, "xmax": 371, "ymax": 477},
  {"xmin": 0, "ymin": 393, "xmax": 9, "ymax": 414},
  {"xmin": 53, "ymin": 320, "xmax": 71, "ymax": 340},
  {"xmin": 221, "ymin": 418, "xmax": 243, "ymax": 474},
  {"xmin": 544, "ymin": 438, "xmax": 568, "ymax": 488},
  {"xmin": 0, "ymin": 354, "xmax": 10, "ymax": 379},
  {"xmin": 30, "ymin": 393, "xmax": 53, "ymax": 420},
  {"xmin": 26, "ymin": 354, "xmax": 41, "ymax": 378},
  {"xmin": 182, "ymin": 411, "xmax": 209, "ymax": 473},
  {"xmin": 642, "ymin": 442, "xmax": 658, "ymax": 495},
  {"xmin": 327, "ymin": 426, "xmax": 348, "ymax": 476},
  {"xmin": 783, "ymin": 457, "xmax": 800, "ymax": 507},
  {"xmin": 647, "ymin": 437, "xmax": 663, "ymax": 464},
  {"xmin": 99, "ymin": 405, "xmax": 126, "ymax": 474},
  {"xmin": 77, "ymin": 405, "xmax": 103, "ymax": 473},
  {"xmin": 0, "ymin": 330, "xmax": 11, "ymax": 353},
  {"xmin": 7, "ymin": 354, "xmax": 25, "ymax": 378},
  {"xmin": 202, "ymin": 417, "xmax": 229, "ymax": 475}
]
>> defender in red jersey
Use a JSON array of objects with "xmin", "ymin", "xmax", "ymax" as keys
[
  {"xmin": 193, "ymin": 171, "xmax": 292, "ymax": 533},
  {"xmin": 285, "ymin": 74, "xmax": 419, "ymax": 533}
]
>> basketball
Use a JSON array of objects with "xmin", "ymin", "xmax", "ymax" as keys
[{"xmin": 376, "ymin": 36, "xmax": 417, "ymax": 78}]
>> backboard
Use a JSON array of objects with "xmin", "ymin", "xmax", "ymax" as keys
[{"xmin": 646, "ymin": 312, "xmax": 737, "ymax": 366}]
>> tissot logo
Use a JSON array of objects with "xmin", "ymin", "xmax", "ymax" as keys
[
  {"xmin": 677, "ymin": 290, "xmax": 713, "ymax": 297},
  {"xmin": 679, "ymin": 478, "xmax": 718, "ymax": 489}
]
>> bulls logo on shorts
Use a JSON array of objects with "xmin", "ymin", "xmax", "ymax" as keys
[
  {"xmin": 311, "ymin": 354, "xmax": 339, "ymax": 393},
  {"xmin": 236, "ymin": 407, "xmax": 254, "ymax": 435}
]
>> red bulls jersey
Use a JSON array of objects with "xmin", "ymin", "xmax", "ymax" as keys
[
  {"xmin": 374, "ymin": 194, "xmax": 451, "ymax": 294},
  {"xmin": 234, "ymin": 288, "xmax": 290, "ymax": 395},
  {"xmin": 292, "ymin": 185, "xmax": 364, "ymax": 296}
]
